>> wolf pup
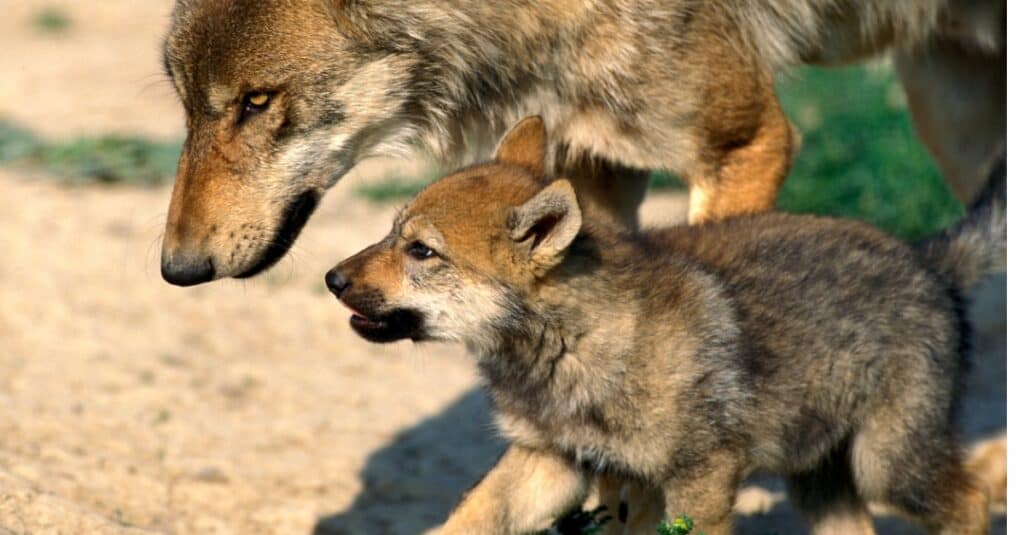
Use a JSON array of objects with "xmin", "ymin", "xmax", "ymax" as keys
[
  {"xmin": 161, "ymin": 0, "xmax": 1003, "ymax": 286},
  {"xmin": 326, "ymin": 117, "xmax": 1005, "ymax": 534}
]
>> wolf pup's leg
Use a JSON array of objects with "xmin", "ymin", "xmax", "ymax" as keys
[
  {"xmin": 966, "ymin": 433, "xmax": 1007, "ymax": 507},
  {"xmin": 596, "ymin": 476, "xmax": 664, "ymax": 535},
  {"xmin": 621, "ymin": 483, "xmax": 666, "ymax": 534},
  {"xmin": 429, "ymin": 445, "xmax": 591, "ymax": 535},
  {"xmin": 595, "ymin": 475, "xmax": 629, "ymax": 535},
  {"xmin": 786, "ymin": 444, "xmax": 876, "ymax": 535},
  {"xmin": 661, "ymin": 451, "xmax": 745, "ymax": 535},
  {"xmin": 851, "ymin": 416, "xmax": 990, "ymax": 534}
]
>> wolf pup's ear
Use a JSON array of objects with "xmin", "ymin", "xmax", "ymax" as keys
[
  {"xmin": 508, "ymin": 179, "xmax": 582, "ymax": 274},
  {"xmin": 494, "ymin": 116, "xmax": 547, "ymax": 176}
]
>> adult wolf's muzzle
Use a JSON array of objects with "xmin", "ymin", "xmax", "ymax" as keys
[
  {"xmin": 161, "ymin": 190, "xmax": 321, "ymax": 286},
  {"xmin": 236, "ymin": 190, "xmax": 321, "ymax": 279}
]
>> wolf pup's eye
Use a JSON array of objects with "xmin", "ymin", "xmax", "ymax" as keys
[
  {"xmin": 241, "ymin": 91, "xmax": 271, "ymax": 120},
  {"xmin": 406, "ymin": 241, "xmax": 436, "ymax": 260}
]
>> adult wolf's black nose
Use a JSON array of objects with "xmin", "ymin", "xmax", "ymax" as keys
[
  {"xmin": 325, "ymin": 270, "xmax": 350, "ymax": 297},
  {"xmin": 161, "ymin": 252, "xmax": 215, "ymax": 286}
]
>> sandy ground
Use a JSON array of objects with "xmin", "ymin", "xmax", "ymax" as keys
[{"xmin": 0, "ymin": 2, "xmax": 1006, "ymax": 534}]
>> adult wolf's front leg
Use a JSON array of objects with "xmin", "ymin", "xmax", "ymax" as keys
[
  {"xmin": 429, "ymin": 445, "xmax": 591, "ymax": 535},
  {"xmin": 680, "ymin": 24, "xmax": 798, "ymax": 224},
  {"xmin": 686, "ymin": 85, "xmax": 797, "ymax": 224},
  {"xmin": 895, "ymin": 37, "xmax": 1005, "ymax": 205}
]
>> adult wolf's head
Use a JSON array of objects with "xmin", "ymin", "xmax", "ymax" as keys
[
  {"xmin": 160, "ymin": 0, "xmax": 421, "ymax": 285},
  {"xmin": 325, "ymin": 117, "xmax": 583, "ymax": 347}
]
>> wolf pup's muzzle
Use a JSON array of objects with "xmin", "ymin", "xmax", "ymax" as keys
[{"xmin": 325, "ymin": 269, "xmax": 424, "ymax": 343}]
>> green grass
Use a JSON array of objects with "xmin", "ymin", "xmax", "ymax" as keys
[
  {"xmin": 32, "ymin": 6, "xmax": 72, "ymax": 34},
  {"xmin": 356, "ymin": 173, "xmax": 443, "ymax": 203},
  {"xmin": 0, "ymin": 120, "xmax": 180, "ymax": 186},
  {"xmin": 774, "ymin": 64, "xmax": 962, "ymax": 240}
]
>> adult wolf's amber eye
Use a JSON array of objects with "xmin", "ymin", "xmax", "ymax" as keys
[
  {"xmin": 241, "ymin": 92, "xmax": 272, "ymax": 120},
  {"xmin": 246, "ymin": 92, "xmax": 270, "ymax": 107},
  {"xmin": 406, "ymin": 241, "xmax": 436, "ymax": 260}
]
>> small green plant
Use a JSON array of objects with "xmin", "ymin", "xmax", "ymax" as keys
[
  {"xmin": 0, "ymin": 119, "xmax": 181, "ymax": 186},
  {"xmin": 38, "ymin": 134, "xmax": 181, "ymax": 185},
  {"xmin": 657, "ymin": 514, "xmax": 702, "ymax": 535},
  {"xmin": 33, "ymin": 7, "xmax": 72, "ymax": 34},
  {"xmin": 356, "ymin": 175, "xmax": 434, "ymax": 203},
  {"xmin": 0, "ymin": 121, "xmax": 40, "ymax": 163},
  {"xmin": 649, "ymin": 170, "xmax": 683, "ymax": 191}
]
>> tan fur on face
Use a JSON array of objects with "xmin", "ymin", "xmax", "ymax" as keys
[
  {"xmin": 336, "ymin": 242, "xmax": 405, "ymax": 301},
  {"xmin": 162, "ymin": 0, "xmax": 421, "ymax": 279},
  {"xmin": 393, "ymin": 215, "xmax": 510, "ymax": 343}
]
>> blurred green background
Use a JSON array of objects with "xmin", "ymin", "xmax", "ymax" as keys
[
  {"xmin": 773, "ymin": 65, "xmax": 962, "ymax": 240},
  {"xmin": 0, "ymin": 63, "xmax": 962, "ymax": 241}
]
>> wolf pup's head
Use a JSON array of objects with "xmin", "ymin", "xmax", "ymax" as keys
[
  {"xmin": 325, "ymin": 117, "xmax": 582, "ymax": 346},
  {"xmin": 160, "ymin": 0, "xmax": 420, "ymax": 285}
]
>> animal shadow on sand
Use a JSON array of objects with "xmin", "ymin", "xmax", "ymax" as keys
[
  {"xmin": 313, "ymin": 388, "xmax": 505, "ymax": 535},
  {"xmin": 314, "ymin": 276, "xmax": 1006, "ymax": 535}
]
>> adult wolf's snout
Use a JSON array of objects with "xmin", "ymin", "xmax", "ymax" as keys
[
  {"xmin": 160, "ymin": 175, "xmax": 322, "ymax": 285},
  {"xmin": 161, "ymin": 250, "xmax": 215, "ymax": 287}
]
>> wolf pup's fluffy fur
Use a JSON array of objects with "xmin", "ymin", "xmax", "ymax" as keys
[
  {"xmin": 161, "ymin": 0, "xmax": 1003, "ymax": 286},
  {"xmin": 326, "ymin": 118, "xmax": 1005, "ymax": 534}
]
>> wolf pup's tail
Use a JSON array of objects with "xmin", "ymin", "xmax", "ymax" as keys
[{"xmin": 916, "ymin": 154, "xmax": 1007, "ymax": 291}]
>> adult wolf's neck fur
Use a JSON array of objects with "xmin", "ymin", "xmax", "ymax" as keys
[{"xmin": 336, "ymin": 0, "xmax": 574, "ymax": 164}]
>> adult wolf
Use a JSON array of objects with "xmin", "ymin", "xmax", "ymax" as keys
[{"xmin": 160, "ymin": 0, "xmax": 1004, "ymax": 286}]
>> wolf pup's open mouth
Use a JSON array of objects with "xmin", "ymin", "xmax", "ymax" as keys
[
  {"xmin": 345, "ymin": 305, "xmax": 425, "ymax": 343},
  {"xmin": 349, "ymin": 309, "xmax": 384, "ymax": 330}
]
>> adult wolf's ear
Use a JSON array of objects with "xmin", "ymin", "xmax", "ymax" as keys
[
  {"xmin": 508, "ymin": 179, "xmax": 582, "ymax": 274},
  {"xmin": 494, "ymin": 116, "xmax": 547, "ymax": 176}
]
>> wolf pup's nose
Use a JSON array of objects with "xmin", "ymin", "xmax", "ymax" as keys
[{"xmin": 325, "ymin": 270, "xmax": 351, "ymax": 298}]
